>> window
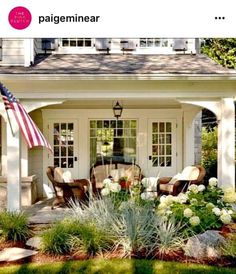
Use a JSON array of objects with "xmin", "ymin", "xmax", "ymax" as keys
[
  {"xmin": 53, "ymin": 123, "xmax": 74, "ymax": 168},
  {"xmin": 90, "ymin": 120, "xmax": 137, "ymax": 165},
  {"xmin": 151, "ymin": 122, "xmax": 173, "ymax": 167},
  {"xmin": 139, "ymin": 38, "xmax": 172, "ymax": 48},
  {"xmin": 61, "ymin": 38, "xmax": 92, "ymax": 47}
]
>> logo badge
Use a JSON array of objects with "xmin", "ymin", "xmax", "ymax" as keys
[{"xmin": 8, "ymin": 6, "xmax": 32, "ymax": 30}]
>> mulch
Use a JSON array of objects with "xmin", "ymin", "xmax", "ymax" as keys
[{"xmin": 0, "ymin": 223, "xmax": 236, "ymax": 268}]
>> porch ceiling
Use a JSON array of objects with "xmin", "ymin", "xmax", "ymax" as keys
[{"xmin": 42, "ymin": 98, "xmax": 182, "ymax": 109}]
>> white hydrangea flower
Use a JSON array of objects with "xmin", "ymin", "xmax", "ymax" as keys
[
  {"xmin": 141, "ymin": 192, "xmax": 155, "ymax": 201},
  {"xmin": 166, "ymin": 210, "xmax": 173, "ymax": 216},
  {"xmin": 103, "ymin": 178, "xmax": 112, "ymax": 186},
  {"xmin": 165, "ymin": 195, "xmax": 174, "ymax": 206},
  {"xmin": 190, "ymin": 198, "xmax": 198, "ymax": 205},
  {"xmin": 198, "ymin": 184, "xmax": 206, "ymax": 192},
  {"xmin": 101, "ymin": 187, "xmax": 110, "ymax": 196},
  {"xmin": 189, "ymin": 216, "xmax": 200, "ymax": 226},
  {"xmin": 206, "ymin": 203, "xmax": 215, "ymax": 209},
  {"xmin": 220, "ymin": 214, "xmax": 232, "ymax": 224},
  {"xmin": 159, "ymin": 195, "xmax": 167, "ymax": 204},
  {"xmin": 228, "ymin": 210, "xmax": 233, "ymax": 215},
  {"xmin": 158, "ymin": 203, "xmax": 168, "ymax": 210},
  {"xmin": 212, "ymin": 207, "xmax": 221, "ymax": 216},
  {"xmin": 110, "ymin": 182, "xmax": 121, "ymax": 193},
  {"xmin": 178, "ymin": 193, "xmax": 188, "ymax": 204},
  {"xmin": 184, "ymin": 208, "xmax": 193, "ymax": 218},
  {"xmin": 209, "ymin": 177, "xmax": 218, "ymax": 187},
  {"xmin": 188, "ymin": 184, "xmax": 199, "ymax": 194}
]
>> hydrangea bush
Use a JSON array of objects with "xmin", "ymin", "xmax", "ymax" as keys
[{"xmin": 156, "ymin": 177, "xmax": 235, "ymax": 234}]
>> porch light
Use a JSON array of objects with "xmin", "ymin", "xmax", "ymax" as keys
[{"xmin": 113, "ymin": 101, "xmax": 123, "ymax": 120}]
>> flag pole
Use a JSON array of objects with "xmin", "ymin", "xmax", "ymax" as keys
[{"xmin": 6, "ymin": 110, "xmax": 15, "ymax": 137}]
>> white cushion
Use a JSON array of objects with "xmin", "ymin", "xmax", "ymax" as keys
[
  {"xmin": 54, "ymin": 167, "xmax": 64, "ymax": 183},
  {"xmin": 62, "ymin": 170, "xmax": 73, "ymax": 183},
  {"xmin": 181, "ymin": 166, "xmax": 199, "ymax": 180},
  {"xmin": 110, "ymin": 169, "xmax": 119, "ymax": 181}
]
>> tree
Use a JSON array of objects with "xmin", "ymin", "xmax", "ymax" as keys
[{"xmin": 202, "ymin": 39, "xmax": 236, "ymax": 69}]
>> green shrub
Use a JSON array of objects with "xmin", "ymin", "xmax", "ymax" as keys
[
  {"xmin": 40, "ymin": 220, "xmax": 79, "ymax": 254},
  {"xmin": 201, "ymin": 127, "xmax": 217, "ymax": 181},
  {"xmin": 0, "ymin": 211, "xmax": 30, "ymax": 242},
  {"xmin": 69, "ymin": 222, "xmax": 112, "ymax": 256}
]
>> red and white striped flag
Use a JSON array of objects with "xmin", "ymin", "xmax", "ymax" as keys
[{"xmin": 0, "ymin": 82, "xmax": 52, "ymax": 151}]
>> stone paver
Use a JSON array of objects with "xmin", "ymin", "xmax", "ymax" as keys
[
  {"xmin": 0, "ymin": 248, "xmax": 38, "ymax": 262},
  {"xmin": 26, "ymin": 237, "xmax": 42, "ymax": 250}
]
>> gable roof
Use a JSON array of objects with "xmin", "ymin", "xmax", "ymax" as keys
[{"xmin": 0, "ymin": 54, "xmax": 234, "ymax": 75}]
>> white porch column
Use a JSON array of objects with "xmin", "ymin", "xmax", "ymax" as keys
[
  {"xmin": 21, "ymin": 140, "xmax": 28, "ymax": 177},
  {"xmin": 6, "ymin": 114, "xmax": 21, "ymax": 212},
  {"xmin": 217, "ymin": 98, "xmax": 235, "ymax": 190}
]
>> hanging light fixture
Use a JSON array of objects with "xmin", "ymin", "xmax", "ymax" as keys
[{"xmin": 112, "ymin": 101, "xmax": 123, "ymax": 120}]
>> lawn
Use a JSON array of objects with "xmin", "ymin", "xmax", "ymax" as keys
[{"xmin": 0, "ymin": 259, "xmax": 235, "ymax": 274}]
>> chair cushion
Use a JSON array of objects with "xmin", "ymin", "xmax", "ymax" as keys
[
  {"xmin": 117, "ymin": 164, "xmax": 140, "ymax": 181},
  {"xmin": 181, "ymin": 166, "xmax": 200, "ymax": 180},
  {"xmin": 62, "ymin": 170, "xmax": 73, "ymax": 183},
  {"xmin": 54, "ymin": 167, "xmax": 64, "ymax": 183},
  {"xmin": 110, "ymin": 169, "xmax": 119, "ymax": 181},
  {"xmin": 159, "ymin": 183, "xmax": 174, "ymax": 193}
]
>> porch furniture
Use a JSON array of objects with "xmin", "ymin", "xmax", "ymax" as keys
[
  {"xmin": 90, "ymin": 162, "xmax": 143, "ymax": 192},
  {"xmin": 46, "ymin": 166, "xmax": 90, "ymax": 209},
  {"xmin": 157, "ymin": 165, "xmax": 206, "ymax": 196}
]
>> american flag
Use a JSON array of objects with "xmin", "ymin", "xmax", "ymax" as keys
[{"xmin": 0, "ymin": 83, "xmax": 52, "ymax": 151}]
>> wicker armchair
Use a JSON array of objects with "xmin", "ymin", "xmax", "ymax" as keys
[
  {"xmin": 157, "ymin": 165, "xmax": 206, "ymax": 196},
  {"xmin": 46, "ymin": 166, "xmax": 90, "ymax": 209}
]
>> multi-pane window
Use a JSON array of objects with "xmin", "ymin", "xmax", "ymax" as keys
[
  {"xmin": 61, "ymin": 38, "xmax": 92, "ymax": 47},
  {"xmin": 53, "ymin": 123, "xmax": 74, "ymax": 168},
  {"xmin": 139, "ymin": 38, "xmax": 172, "ymax": 48},
  {"xmin": 151, "ymin": 122, "xmax": 172, "ymax": 167},
  {"xmin": 90, "ymin": 120, "xmax": 137, "ymax": 165}
]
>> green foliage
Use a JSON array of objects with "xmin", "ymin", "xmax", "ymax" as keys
[
  {"xmin": 40, "ymin": 220, "xmax": 78, "ymax": 254},
  {"xmin": 69, "ymin": 222, "xmax": 112, "ymax": 256},
  {"xmin": 202, "ymin": 38, "xmax": 236, "ymax": 69},
  {"xmin": 0, "ymin": 211, "xmax": 30, "ymax": 242},
  {"xmin": 201, "ymin": 127, "xmax": 217, "ymax": 180},
  {"xmin": 112, "ymin": 202, "xmax": 155, "ymax": 258}
]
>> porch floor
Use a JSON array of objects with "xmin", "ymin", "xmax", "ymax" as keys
[{"xmin": 22, "ymin": 199, "xmax": 73, "ymax": 225}]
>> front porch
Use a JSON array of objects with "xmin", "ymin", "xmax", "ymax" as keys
[{"xmin": 0, "ymin": 54, "xmax": 235, "ymax": 211}]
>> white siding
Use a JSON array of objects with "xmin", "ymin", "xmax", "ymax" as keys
[{"xmin": 0, "ymin": 39, "xmax": 25, "ymax": 66}]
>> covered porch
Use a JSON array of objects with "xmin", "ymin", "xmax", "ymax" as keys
[{"xmin": 0, "ymin": 54, "xmax": 235, "ymax": 211}]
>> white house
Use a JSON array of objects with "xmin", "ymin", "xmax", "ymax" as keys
[{"xmin": 0, "ymin": 38, "xmax": 235, "ymax": 211}]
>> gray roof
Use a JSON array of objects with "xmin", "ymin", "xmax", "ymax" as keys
[{"xmin": 0, "ymin": 54, "xmax": 233, "ymax": 75}]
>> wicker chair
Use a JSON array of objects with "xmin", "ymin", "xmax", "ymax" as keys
[
  {"xmin": 46, "ymin": 166, "xmax": 90, "ymax": 209},
  {"xmin": 157, "ymin": 165, "xmax": 206, "ymax": 196}
]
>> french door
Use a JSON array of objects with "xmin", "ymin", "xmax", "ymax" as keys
[
  {"xmin": 148, "ymin": 119, "xmax": 177, "ymax": 177},
  {"xmin": 48, "ymin": 120, "xmax": 79, "ymax": 178}
]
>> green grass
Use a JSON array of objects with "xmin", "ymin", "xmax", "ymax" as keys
[{"xmin": 0, "ymin": 259, "xmax": 235, "ymax": 274}]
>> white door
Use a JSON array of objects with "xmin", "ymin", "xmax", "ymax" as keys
[
  {"xmin": 48, "ymin": 120, "xmax": 79, "ymax": 178},
  {"xmin": 148, "ymin": 119, "xmax": 177, "ymax": 177}
]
